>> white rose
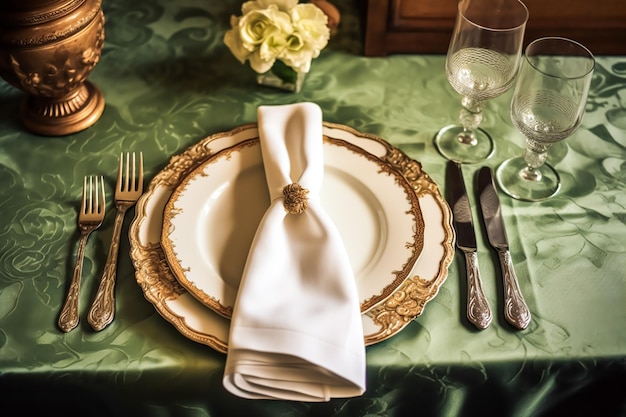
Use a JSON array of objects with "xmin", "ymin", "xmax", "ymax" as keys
[
  {"xmin": 278, "ymin": 33, "xmax": 310, "ymax": 72},
  {"xmin": 224, "ymin": 4, "xmax": 293, "ymax": 73},
  {"xmin": 251, "ymin": 31, "xmax": 291, "ymax": 73},
  {"xmin": 290, "ymin": 3, "xmax": 330, "ymax": 55},
  {"xmin": 238, "ymin": 6, "xmax": 292, "ymax": 50}
]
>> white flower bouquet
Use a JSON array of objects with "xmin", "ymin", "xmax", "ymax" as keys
[{"xmin": 224, "ymin": 0, "xmax": 330, "ymax": 78}]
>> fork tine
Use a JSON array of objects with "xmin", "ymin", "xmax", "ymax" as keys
[
  {"xmin": 139, "ymin": 152, "xmax": 144, "ymax": 191},
  {"xmin": 82, "ymin": 176, "xmax": 89, "ymax": 215},
  {"xmin": 128, "ymin": 151, "xmax": 141, "ymax": 192},
  {"xmin": 89, "ymin": 175, "xmax": 97, "ymax": 214},
  {"xmin": 126, "ymin": 152, "xmax": 132, "ymax": 191},
  {"xmin": 87, "ymin": 175, "xmax": 98, "ymax": 214},
  {"xmin": 129, "ymin": 152, "xmax": 134, "ymax": 191},
  {"xmin": 97, "ymin": 175, "xmax": 106, "ymax": 214},
  {"xmin": 118, "ymin": 152, "xmax": 142, "ymax": 192},
  {"xmin": 89, "ymin": 176, "xmax": 95, "ymax": 214},
  {"xmin": 129, "ymin": 152, "xmax": 143, "ymax": 193},
  {"xmin": 81, "ymin": 175, "xmax": 106, "ymax": 216},
  {"xmin": 118, "ymin": 152, "xmax": 125, "ymax": 192},
  {"xmin": 118, "ymin": 151, "xmax": 144, "ymax": 193}
]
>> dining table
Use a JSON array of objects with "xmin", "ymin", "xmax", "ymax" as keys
[{"xmin": 1, "ymin": 0, "xmax": 625, "ymax": 416}]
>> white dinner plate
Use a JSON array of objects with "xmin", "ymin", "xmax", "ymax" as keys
[
  {"xmin": 161, "ymin": 135, "xmax": 424, "ymax": 317},
  {"xmin": 129, "ymin": 123, "xmax": 455, "ymax": 353}
]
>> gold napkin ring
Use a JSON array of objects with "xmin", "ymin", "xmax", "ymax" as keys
[{"xmin": 282, "ymin": 183, "xmax": 309, "ymax": 215}]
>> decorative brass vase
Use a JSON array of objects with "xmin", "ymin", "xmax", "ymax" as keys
[{"xmin": 0, "ymin": 0, "xmax": 105, "ymax": 136}]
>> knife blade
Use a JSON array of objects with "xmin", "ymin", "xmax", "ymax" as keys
[
  {"xmin": 446, "ymin": 161, "xmax": 492, "ymax": 330},
  {"xmin": 477, "ymin": 166, "xmax": 531, "ymax": 330}
]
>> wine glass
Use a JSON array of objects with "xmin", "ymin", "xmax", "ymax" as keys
[
  {"xmin": 496, "ymin": 37, "xmax": 595, "ymax": 201},
  {"xmin": 435, "ymin": 0, "xmax": 528, "ymax": 164}
]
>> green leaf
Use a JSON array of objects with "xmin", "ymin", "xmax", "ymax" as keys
[{"xmin": 271, "ymin": 60, "xmax": 298, "ymax": 84}]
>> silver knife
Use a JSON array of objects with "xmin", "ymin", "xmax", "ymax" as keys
[
  {"xmin": 477, "ymin": 166, "xmax": 531, "ymax": 330},
  {"xmin": 446, "ymin": 161, "xmax": 492, "ymax": 330}
]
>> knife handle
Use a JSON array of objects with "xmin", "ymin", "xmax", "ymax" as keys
[
  {"xmin": 464, "ymin": 251, "xmax": 492, "ymax": 330},
  {"xmin": 498, "ymin": 249, "xmax": 531, "ymax": 330}
]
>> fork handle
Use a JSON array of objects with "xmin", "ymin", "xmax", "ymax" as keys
[
  {"xmin": 58, "ymin": 230, "xmax": 91, "ymax": 332},
  {"xmin": 88, "ymin": 206, "xmax": 128, "ymax": 331}
]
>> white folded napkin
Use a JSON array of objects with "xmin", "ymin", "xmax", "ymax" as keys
[{"xmin": 223, "ymin": 102, "xmax": 366, "ymax": 401}]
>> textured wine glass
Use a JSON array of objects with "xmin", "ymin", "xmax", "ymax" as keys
[
  {"xmin": 435, "ymin": 0, "xmax": 528, "ymax": 164},
  {"xmin": 496, "ymin": 37, "xmax": 595, "ymax": 201}
]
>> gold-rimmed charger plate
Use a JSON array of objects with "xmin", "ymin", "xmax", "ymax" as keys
[
  {"xmin": 161, "ymin": 135, "xmax": 424, "ymax": 317},
  {"xmin": 129, "ymin": 123, "xmax": 454, "ymax": 353}
]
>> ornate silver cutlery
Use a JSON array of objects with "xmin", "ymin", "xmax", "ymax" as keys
[
  {"xmin": 477, "ymin": 166, "xmax": 531, "ymax": 330},
  {"xmin": 88, "ymin": 152, "xmax": 143, "ymax": 331},
  {"xmin": 446, "ymin": 161, "xmax": 492, "ymax": 330},
  {"xmin": 58, "ymin": 176, "xmax": 106, "ymax": 332}
]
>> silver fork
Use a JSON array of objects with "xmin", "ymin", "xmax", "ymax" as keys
[
  {"xmin": 88, "ymin": 152, "xmax": 143, "ymax": 331},
  {"xmin": 58, "ymin": 176, "xmax": 106, "ymax": 333}
]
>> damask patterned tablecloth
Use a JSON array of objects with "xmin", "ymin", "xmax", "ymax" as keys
[{"xmin": 0, "ymin": 0, "xmax": 625, "ymax": 416}]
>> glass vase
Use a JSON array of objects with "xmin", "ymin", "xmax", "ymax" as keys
[{"xmin": 256, "ymin": 61, "xmax": 305, "ymax": 93}]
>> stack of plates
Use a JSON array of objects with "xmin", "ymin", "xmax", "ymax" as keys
[{"xmin": 129, "ymin": 123, "xmax": 454, "ymax": 353}]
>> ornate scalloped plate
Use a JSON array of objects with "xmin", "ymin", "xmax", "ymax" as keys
[
  {"xmin": 161, "ymin": 136, "xmax": 424, "ymax": 317},
  {"xmin": 129, "ymin": 123, "xmax": 454, "ymax": 353}
]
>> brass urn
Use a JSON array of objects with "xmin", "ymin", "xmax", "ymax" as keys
[{"xmin": 0, "ymin": 0, "xmax": 105, "ymax": 136}]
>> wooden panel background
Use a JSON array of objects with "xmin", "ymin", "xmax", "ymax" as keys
[{"xmin": 364, "ymin": 0, "xmax": 626, "ymax": 56}]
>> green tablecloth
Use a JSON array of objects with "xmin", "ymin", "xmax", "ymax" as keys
[{"xmin": 1, "ymin": 0, "xmax": 625, "ymax": 415}]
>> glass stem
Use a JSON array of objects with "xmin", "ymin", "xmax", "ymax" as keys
[
  {"xmin": 521, "ymin": 139, "xmax": 552, "ymax": 182},
  {"xmin": 458, "ymin": 96, "xmax": 485, "ymax": 146}
]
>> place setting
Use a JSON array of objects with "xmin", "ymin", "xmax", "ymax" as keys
[
  {"xmin": 53, "ymin": 0, "xmax": 595, "ymax": 403},
  {"xmin": 126, "ymin": 0, "xmax": 593, "ymax": 401},
  {"xmin": 40, "ymin": 0, "xmax": 459, "ymax": 400}
]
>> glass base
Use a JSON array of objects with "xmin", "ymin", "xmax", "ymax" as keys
[
  {"xmin": 256, "ymin": 63, "xmax": 305, "ymax": 92},
  {"xmin": 496, "ymin": 157, "xmax": 561, "ymax": 202},
  {"xmin": 434, "ymin": 125, "xmax": 494, "ymax": 164}
]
